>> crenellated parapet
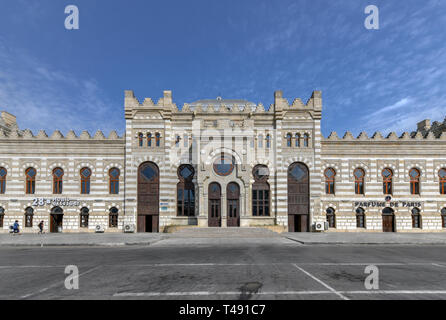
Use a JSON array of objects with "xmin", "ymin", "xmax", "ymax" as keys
[
  {"xmin": 0, "ymin": 127, "xmax": 123, "ymax": 141},
  {"xmin": 324, "ymin": 130, "xmax": 446, "ymax": 142}
]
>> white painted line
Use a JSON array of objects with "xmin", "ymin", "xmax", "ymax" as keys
[{"xmin": 293, "ymin": 264, "xmax": 349, "ymax": 300}]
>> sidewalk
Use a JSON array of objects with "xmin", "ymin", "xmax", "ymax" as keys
[
  {"xmin": 0, "ymin": 233, "xmax": 166, "ymax": 247},
  {"xmin": 283, "ymin": 232, "xmax": 446, "ymax": 245},
  {"xmin": 1, "ymin": 230, "xmax": 446, "ymax": 247}
]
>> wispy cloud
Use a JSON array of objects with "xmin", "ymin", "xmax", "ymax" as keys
[{"xmin": 0, "ymin": 37, "xmax": 122, "ymax": 135}]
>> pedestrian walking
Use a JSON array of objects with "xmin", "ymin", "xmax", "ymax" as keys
[{"xmin": 38, "ymin": 220, "xmax": 44, "ymax": 234}]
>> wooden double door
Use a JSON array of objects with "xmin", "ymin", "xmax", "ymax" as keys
[
  {"xmin": 137, "ymin": 162, "xmax": 159, "ymax": 233},
  {"xmin": 208, "ymin": 182, "xmax": 240, "ymax": 227},
  {"xmin": 382, "ymin": 209, "xmax": 395, "ymax": 232},
  {"xmin": 288, "ymin": 163, "xmax": 310, "ymax": 232}
]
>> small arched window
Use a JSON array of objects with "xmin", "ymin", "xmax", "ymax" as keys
[
  {"xmin": 382, "ymin": 168, "xmax": 393, "ymax": 195},
  {"xmin": 25, "ymin": 207, "xmax": 34, "ymax": 228},
  {"xmin": 80, "ymin": 207, "xmax": 89, "ymax": 228},
  {"xmin": 354, "ymin": 168, "xmax": 365, "ymax": 195},
  {"xmin": 286, "ymin": 133, "xmax": 292, "ymax": 147},
  {"xmin": 356, "ymin": 207, "xmax": 365, "ymax": 228},
  {"xmin": 25, "ymin": 168, "xmax": 36, "ymax": 194},
  {"xmin": 409, "ymin": 168, "xmax": 420, "ymax": 195},
  {"xmin": 295, "ymin": 133, "xmax": 300, "ymax": 147},
  {"xmin": 439, "ymin": 169, "xmax": 446, "ymax": 195},
  {"xmin": 80, "ymin": 167, "xmax": 92, "ymax": 194},
  {"xmin": 109, "ymin": 207, "xmax": 119, "ymax": 228},
  {"xmin": 326, "ymin": 207, "xmax": 336, "ymax": 228},
  {"xmin": 0, "ymin": 207, "xmax": 4, "ymax": 228},
  {"xmin": 412, "ymin": 208, "xmax": 421, "ymax": 228},
  {"xmin": 183, "ymin": 134, "xmax": 188, "ymax": 148},
  {"xmin": 303, "ymin": 133, "xmax": 309, "ymax": 147},
  {"xmin": 0, "ymin": 167, "xmax": 6, "ymax": 194},
  {"xmin": 52, "ymin": 168, "xmax": 64, "ymax": 194},
  {"xmin": 109, "ymin": 168, "xmax": 120, "ymax": 194},
  {"xmin": 147, "ymin": 133, "xmax": 152, "ymax": 147},
  {"xmin": 324, "ymin": 168, "xmax": 336, "ymax": 195},
  {"xmin": 138, "ymin": 133, "xmax": 143, "ymax": 147},
  {"xmin": 175, "ymin": 135, "xmax": 180, "ymax": 147},
  {"xmin": 258, "ymin": 134, "xmax": 263, "ymax": 148},
  {"xmin": 266, "ymin": 135, "xmax": 271, "ymax": 148},
  {"xmin": 156, "ymin": 133, "xmax": 161, "ymax": 147},
  {"xmin": 441, "ymin": 208, "xmax": 446, "ymax": 228}
]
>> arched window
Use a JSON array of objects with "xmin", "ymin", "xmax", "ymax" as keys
[
  {"xmin": 356, "ymin": 207, "xmax": 365, "ymax": 228},
  {"xmin": 138, "ymin": 133, "xmax": 143, "ymax": 147},
  {"xmin": 286, "ymin": 133, "xmax": 292, "ymax": 147},
  {"xmin": 412, "ymin": 208, "xmax": 421, "ymax": 228},
  {"xmin": 295, "ymin": 133, "xmax": 300, "ymax": 147},
  {"xmin": 0, "ymin": 207, "xmax": 4, "ymax": 228},
  {"xmin": 258, "ymin": 134, "xmax": 263, "ymax": 148},
  {"xmin": 441, "ymin": 208, "xmax": 446, "ymax": 228},
  {"xmin": 109, "ymin": 207, "xmax": 119, "ymax": 228},
  {"xmin": 175, "ymin": 135, "xmax": 180, "ymax": 147},
  {"xmin": 80, "ymin": 207, "xmax": 89, "ymax": 228},
  {"xmin": 80, "ymin": 167, "xmax": 91, "ymax": 194},
  {"xmin": 409, "ymin": 168, "xmax": 420, "ymax": 195},
  {"xmin": 439, "ymin": 169, "xmax": 446, "ymax": 194},
  {"xmin": 177, "ymin": 165, "xmax": 195, "ymax": 217},
  {"xmin": 156, "ymin": 133, "xmax": 161, "ymax": 147},
  {"xmin": 252, "ymin": 165, "xmax": 270, "ymax": 217},
  {"xmin": 25, "ymin": 168, "xmax": 36, "ymax": 194},
  {"xmin": 354, "ymin": 168, "xmax": 365, "ymax": 195},
  {"xmin": 183, "ymin": 134, "xmax": 188, "ymax": 148},
  {"xmin": 324, "ymin": 168, "xmax": 336, "ymax": 195},
  {"xmin": 25, "ymin": 207, "xmax": 33, "ymax": 228},
  {"xmin": 326, "ymin": 207, "xmax": 336, "ymax": 228},
  {"xmin": 0, "ymin": 167, "xmax": 6, "ymax": 194},
  {"xmin": 382, "ymin": 168, "xmax": 393, "ymax": 195},
  {"xmin": 266, "ymin": 135, "xmax": 271, "ymax": 148},
  {"xmin": 303, "ymin": 133, "xmax": 309, "ymax": 147},
  {"xmin": 147, "ymin": 133, "xmax": 152, "ymax": 147},
  {"xmin": 109, "ymin": 168, "xmax": 120, "ymax": 194},
  {"xmin": 52, "ymin": 168, "xmax": 64, "ymax": 194}
]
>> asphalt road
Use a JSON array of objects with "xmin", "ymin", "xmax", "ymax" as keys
[{"xmin": 1, "ymin": 240, "xmax": 446, "ymax": 300}]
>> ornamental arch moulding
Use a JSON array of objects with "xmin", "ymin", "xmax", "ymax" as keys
[
  {"xmin": 349, "ymin": 161, "xmax": 371, "ymax": 182},
  {"xmin": 377, "ymin": 162, "xmax": 399, "ymax": 181},
  {"xmin": 47, "ymin": 162, "xmax": 68, "ymax": 176}
]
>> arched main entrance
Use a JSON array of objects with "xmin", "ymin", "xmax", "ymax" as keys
[
  {"xmin": 208, "ymin": 182, "xmax": 221, "ymax": 227},
  {"xmin": 138, "ymin": 162, "xmax": 159, "ymax": 232},
  {"xmin": 227, "ymin": 182, "xmax": 240, "ymax": 227},
  {"xmin": 50, "ymin": 206, "xmax": 64, "ymax": 233},
  {"xmin": 288, "ymin": 162, "xmax": 310, "ymax": 232},
  {"xmin": 382, "ymin": 207, "xmax": 395, "ymax": 232}
]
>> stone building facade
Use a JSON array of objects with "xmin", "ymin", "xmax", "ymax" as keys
[{"xmin": 0, "ymin": 90, "xmax": 445, "ymax": 233}]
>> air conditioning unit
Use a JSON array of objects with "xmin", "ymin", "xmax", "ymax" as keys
[
  {"xmin": 124, "ymin": 224, "xmax": 135, "ymax": 233},
  {"xmin": 315, "ymin": 222, "xmax": 325, "ymax": 232},
  {"xmin": 95, "ymin": 225, "xmax": 105, "ymax": 233}
]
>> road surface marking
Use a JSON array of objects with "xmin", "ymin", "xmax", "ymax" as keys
[{"xmin": 293, "ymin": 264, "xmax": 349, "ymax": 300}]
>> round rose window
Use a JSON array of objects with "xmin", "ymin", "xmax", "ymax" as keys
[{"xmin": 213, "ymin": 154, "xmax": 234, "ymax": 176}]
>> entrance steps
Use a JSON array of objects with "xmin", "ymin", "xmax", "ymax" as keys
[{"xmin": 169, "ymin": 227, "xmax": 280, "ymax": 238}]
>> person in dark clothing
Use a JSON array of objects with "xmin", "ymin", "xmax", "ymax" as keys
[
  {"xmin": 13, "ymin": 220, "xmax": 20, "ymax": 234},
  {"xmin": 38, "ymin": 221, "xmax": 44, "ymax": 234}
]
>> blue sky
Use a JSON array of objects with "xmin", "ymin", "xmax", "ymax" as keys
[{"xmin": 0, "ymin": 0, "xmax": 445, "ymax": 136}]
